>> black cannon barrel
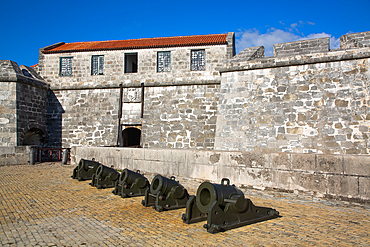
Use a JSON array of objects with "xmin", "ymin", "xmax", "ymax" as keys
[
  {"xmin": 78, "ymin": 159, "xmax": 100, "ymax": 171},
  {"xmin": 119, "ymin": 169, "xmax": 148, "ymax": 189},
  {"xmin": 196, "ymin": 178, "xmax": 244, "ymax": 213},
  {"xmin": 150, "ymin": 175, "xmax": 186, "ymax": 198},
  {"xmin": 96, "ymin": 165, "xmax": 119, "ymax": 181}
]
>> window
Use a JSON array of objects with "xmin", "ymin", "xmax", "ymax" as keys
[
  {"xmin": 157, "ymin": 51, "xmax": 171, "ymax": 72},
  {"xmin": 191, "ymin": 50, "xmax": 205, "ymax": 71},
  {"xmin": 125, "ymin": 53, "xmax": 138, "ymax": 73},
  {"xmin": 91, "ymin": 55, "xmax": 104, "ymax": 75},
  {"xmin": 60, "ymin": 57, "xmax": 72, "ymax": 76}
]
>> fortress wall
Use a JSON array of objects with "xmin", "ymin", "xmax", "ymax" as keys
[
  {"xmin": 50, "ymin": 88, "xmax": 120, "ymax": 148},
  {"xmin": 215, "ymin": 49, "xmax": 370, "ymax": 155},
  {"xmin": 142, "ymin": 84, "xmax": 220, "ymax": 149},
  {"xmin": 72, "ymin": 146, "xmax": 370, "ymax": 202}
]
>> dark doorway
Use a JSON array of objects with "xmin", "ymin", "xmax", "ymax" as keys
[
  {"xmin": 23, "ymin": 128, "xmax": 46, "ymax": 146},
  {"xmin": 122, "ymin": 127, "xmax": 141, "ymax": 147}
]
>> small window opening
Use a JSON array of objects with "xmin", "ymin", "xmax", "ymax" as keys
[{"xmin": 125, "ymin": 53, "xmax": 138, "ymax": 73}]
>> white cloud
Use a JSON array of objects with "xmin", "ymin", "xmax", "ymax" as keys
[{"xmin": 236, "ymin": 26, "xmax": 340, "ymax": 56}]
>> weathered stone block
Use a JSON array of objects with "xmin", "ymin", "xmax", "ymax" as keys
[
  {"xmin": 326, "ymin": 175, "xmax": 359, "ymax": 198},
  {"xmin": 299, "ymin": 172, "xmax": 327, "ymax": 195},
  {"xmin": 276, "ymin": 170, "xmax": 301, "ymax": 191},
  {"xmin": 317, "ymin": 155, "xmax": 343, "ymax": 174},
  {"xmin": 359, "ymin": 177, "xmax": 370, "ymax": 199},
  {"xmin": 343, "ymin": 155, "xmax": 370, "ymax": 176},
  {"xmin": 291, "ymin": 153, "xmax": 316, "ymax": 172},
  {"xmin": 270, "ymin": 152, "xmax": 290, "ymax": 170},
  {"xmin": 229, "ymin": 151, "xmax": 269, "ymax": 168}
]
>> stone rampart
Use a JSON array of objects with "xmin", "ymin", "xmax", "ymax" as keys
[
  {"xmin": 72, "ymin": 146, "xmax": 370, "ymax": 202},
  {"xmin": 216, "ymin": 31, "xmax": 370, "ymax": 155}
]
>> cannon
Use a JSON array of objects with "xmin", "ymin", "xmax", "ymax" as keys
[
  {"xmin": 141, "ymin": 175, "xmax": 190, "ymax": 212},
  {"xmin": 182, "ymin": 178, "xmax": 279, "ymax": 233},
  {"xmin": 90, "ymin": 164, "xmax": 120, "ymax": 189},
  {"xmin": 71, "ymin": 158, "xmax": 101, "ymax": 181},
  {"xmin": 112, "ymin": 169, "xmax": 149, "ymax": 198}
]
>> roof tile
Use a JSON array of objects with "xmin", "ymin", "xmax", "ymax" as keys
[{"xmin": 43, "ymin": 34, "xmax": 228, "ymax": 54}]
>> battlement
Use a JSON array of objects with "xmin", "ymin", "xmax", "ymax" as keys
[
  {"xmin": 340, "ymin": 31, "xmax": 370, "ymax": 49},
  {"xmin": 220, "ymin": 31, "xmax": 370, "ymax": 73},
  {"xmin": 273, "ymin": 37, "xmax": 329, "ymax": 57}
]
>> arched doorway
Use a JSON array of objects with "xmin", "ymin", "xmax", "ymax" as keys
[
  {"xmin": 23, "ymin": 128, "xmax": 46, "ymax": 146},
  {"xmin": 122, "ymin": 127, "xmax": 141, "ymax": 147}
]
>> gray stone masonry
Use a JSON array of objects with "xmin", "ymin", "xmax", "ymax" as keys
[
  {"xmin": 0, "ymin": 61, "xmax": 49, "ymax": 147},
  {"xmin": 216, "ymin": 31, "xmax": 370, "ymax": 155},
  {"xmin": 142, "ymin": 84, "xmax": 219, "ymax": 149},
  {"xmin": 341, "ymin": 31, "xmax": 370, "ymax": 49},
  {"xmin": 72, "ymin": 146, "xmax": 370, "ymax": 202},
  {"xmin": 273, "ymin": 37, "xmax": 329, "ymax": 57}
]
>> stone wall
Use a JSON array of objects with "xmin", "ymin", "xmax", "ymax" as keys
[
  {"xmin": 52, "ymin": 88, "xmax": 120, "ymax": 148},
  {"xmin": 340, "ymin": 31, "xmax": 370, "ymax": 49},
  {"xmin": 0, "ymin": 64, "xmax": 17, "ymax": 146},
  {"xmin": 16, "ymin": 77, "xmax": 48, "ymax": 146},
  {"xmin": 72, "ymin": 146, "xmax": 370, "ymax": 202},
  {"xmin": 0, "ymin": 146, "xmax": 31, "ymax": 166},
  {"xmin": 273, "ymin": 37, "xmax": 329, "ymax": 57},
  {"xmin": 0, "ymin": 61, "xmax": 49, "ymax": 147},
  {"xmin": 216, "ymin": 34, "xmax": 370, "ymax": 155},
  {"xmin": 142, "ymin": 84, "xmax": 219, "ymax": 149}
]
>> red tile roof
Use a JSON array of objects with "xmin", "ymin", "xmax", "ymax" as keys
[{"xmin": 42, "ymin": 34, "xmax": 229, "ymax": 54}]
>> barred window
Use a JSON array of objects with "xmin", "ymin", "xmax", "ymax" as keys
[
  {"xmin": 157, "ymin": 51, "xmax": 171, "ymax": 72},
  {"xmin": 191, "ymin": 50, "xmax": 205, "ymax": 71},
  {"xmin": 60, "ymin": 57, "xmax": 72, "ymax": 76},
  {"xmin": 91, "ymin": 55, "xmax": 104, "ymax": 75}
]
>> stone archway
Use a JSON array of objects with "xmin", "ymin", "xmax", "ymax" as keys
[
  {"xmin": 23, "ymin": 128, "xmax": 46, "ymax": 146},
  {"xmin": 122, "ymin": 127, "xmax": 141, "ymax": 147}
]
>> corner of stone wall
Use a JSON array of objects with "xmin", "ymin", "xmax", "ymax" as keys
[{"xmin": 226, "ymin": 32, "xmax": 236, "ymax": 59}]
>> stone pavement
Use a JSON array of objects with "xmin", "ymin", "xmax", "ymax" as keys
[{"xmin": 0, "ymin": 163, "xmax": 369, "ymax": 246}]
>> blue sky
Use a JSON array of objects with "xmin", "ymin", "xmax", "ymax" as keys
[{"xmin": 1, "ymin": 0, "xmax": 369, "ymax": 66}]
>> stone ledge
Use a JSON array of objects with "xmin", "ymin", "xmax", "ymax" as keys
[{"xmin": 218, "ymin": 47, "xmax": 370, "ymax": 73}]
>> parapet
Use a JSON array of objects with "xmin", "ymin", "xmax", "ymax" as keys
[
  {"xmin": 273, "ymin": 37, "xmax": 329, "ymax": 57},
  {"xmin": 340, "ymin": 31, "xmax": 370, "ymax": 49},
  {"xmin": 228, "ymin": 46, "xmax": 265, "ymax": 62},
  {"xmin": 220, "ymin": 31, "xmax": 370, "ymax": 73},
  {"xmin": 0, "ymin": 60, "xmax": 49, "ymax": 89}
]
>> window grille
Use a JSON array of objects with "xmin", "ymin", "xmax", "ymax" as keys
[
  {"xmin": 60, "ymin": 57, "xmax": 72, "ymax": 76},
  {"xmin": 91, "ymin": 55, "xmax": 104, "ymax": 75},
  {"xmin": 157, "ymin": 51, "xmax": 171, "ymax": 72},
  {"xmin": 191, "ymin": 50, "xmax": 205, "ymax": 71}
]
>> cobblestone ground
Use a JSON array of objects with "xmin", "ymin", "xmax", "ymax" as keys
[{"xmin": 0, "ymin": 163, "xmax": 369, "ymax": 246}]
